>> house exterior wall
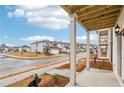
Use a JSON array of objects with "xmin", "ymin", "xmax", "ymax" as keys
[
  {"xmin": 37, "ymin": 43, "xmax": 44, "ymax": 53},
  {"xmin": 113, "ymin": 6, "xmax": 124, "ymax": 84},
  {"xmin": 31, "ymin": 43, "xmax": 44, "ymax": 53},
  {"xmin": 122, "ymin": 32, "xmax": 124, "ymax": 83},
  {"xmin": 113, "ymin": 27, "xmax": 118, "ymax": 75},
  {"xmin": 49, "ymin": 48, "xmax": 59, "ymax": 54},
  {"xmin": 31, "ymin": 44, "xmax": 36, "ymax": 52},
  {"xmin": 57, "ymin": 43, "xmax": 63, "ymax": 48}
]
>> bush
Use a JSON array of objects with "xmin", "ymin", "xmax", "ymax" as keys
[
  {"xmin": 42, "ymin": 72, "xmax": 49, "ymax": 75},
  {"xmin": 52, "ymin": 74, "xmax": 60, "ymax": 83},
  {"xmin": 37, "ymin": 52, "xmax": 41, "ymax": 54}
]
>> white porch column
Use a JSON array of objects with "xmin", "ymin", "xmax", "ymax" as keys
[
  {"xmin": 122, "ymin": 35, "xmax": 124, "ymax": 83},
  {"xmin": 98, "ymin": 32, "xmax": 101, "ymax": 58},
  {"xmin": 86, "ymin": 31, "xmax": 90, "ymax": 70},
  {"xmin": 70, "ymin": 15, "xmax": 76, "ymax": 85}
]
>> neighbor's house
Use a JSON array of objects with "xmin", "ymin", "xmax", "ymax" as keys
[
  {"xmin": 0, "ymin": 44, "xmax": 9, "ymax": 53},
  {"xmin": 77, "ymin": 43, "xmax": 97, "ymax": 53},
  {"xmin": 31, "ymin": 40, "xmax": 53, "ymax": 53},
  {"xmin": 62, "ymin": 46, "xmax": 70, "ymax": 53},
  {"xmin": 47, "ymin": 46, "xmax": 60, "ymax": 54},
  {"xmin": 7, "ymin": 47, "xmax": 15, "ymax": 52},
  {"xmin": 53, "ymin": 41, "xmax": 70, "ymax": 53},
  {"xmin": 61, "ymin": 42, "xmax": 70, "ymax": 53},
  {"xmin": 90, "ymin": 44, "xmax": 98, "ymax": 54},
  {"xmin": 31, "ymin": 40, "xmax": 70, "ymax": 54},
  {"xmin": 77, "ymin": 43, "xmax": 86, "ymax": 52},
  {"xmin": 20, "ymin": 45, "xmax": 31, "ymax": 52},
  {"xmin": 0, "ymin": 44, "xmax": 18, "ymax": 53}
]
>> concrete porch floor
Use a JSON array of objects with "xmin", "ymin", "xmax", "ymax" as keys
[{"xmin": 66, "ymin": 68, "xmax": 120, "ymax": 87}]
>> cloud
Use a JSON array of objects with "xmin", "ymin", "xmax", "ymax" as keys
[
  {"xmin": 77, "ymin": 34, "xmax": 98, "ymax": 44},
  {"xmin": 8, "ymin": 9, "xmax": 25, "ymax": 17},
  {"xmin": 7, "ymin": 5, "xmax": 69, "ymax": 30},
  {"xmin": 20, "ymin": 35, "xmax": 55, "ymax": 42},
  {"xmin": 6, "ymin": 43, "xmax": 16, "ymax": 47},
  {"xmin": 3, "ymin": 35, "xmax": 8, "ymax": 39}
]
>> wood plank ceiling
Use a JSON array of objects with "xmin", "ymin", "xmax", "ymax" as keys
[{"xmin": 61, "ymin": 5, "xmax": 123, "ymax": 31}]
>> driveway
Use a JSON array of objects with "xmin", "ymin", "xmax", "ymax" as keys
[{"xmin": 0, "ymin": 52, "xmax": 86, "ymax": 78}]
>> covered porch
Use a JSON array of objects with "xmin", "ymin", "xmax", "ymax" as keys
[
  {"xmin": 61, "ymin": 5, "xmax": 123, "ymax": 86},
  {"xmin": 66, "ymin": 68, "xmax": 120, "ymax": 87}
]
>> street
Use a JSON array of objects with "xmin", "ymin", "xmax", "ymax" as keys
[{"xmin": 0, "ymin": 52, "xmax": 86, "ymax": 78}]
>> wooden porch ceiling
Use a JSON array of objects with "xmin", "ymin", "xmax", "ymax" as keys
[{"xmin": 61, "ymin": 5, "xmax": 123, "ymax": 31}]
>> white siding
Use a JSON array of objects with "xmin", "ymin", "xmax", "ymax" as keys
[
  {"xmin": 37, "ymin": 43, "xmax": 44, "ymax": 53},
  {"xmin": 113, "ymin": 28, "xmax": 118, "ymax": 75},
  {"xmin": 114, "ymin": 6, "xmax": 124, "ymax": 84},
  {"xmin": 31, "ymin": 42, "xmax": 45, "ymax": 53},
  {"xmin": 31, "ymin": 44, "xmax": 36, "ymax": 52},
  {"xmin": 49, "ymin": 49, "xmax": 59, "ymax": 54}
]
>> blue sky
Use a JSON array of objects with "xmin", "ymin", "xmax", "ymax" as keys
[{"xmin": 0, "ymin": 5, "xmax": 97, "ymax": 46}]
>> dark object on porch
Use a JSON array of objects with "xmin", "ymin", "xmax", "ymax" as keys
[{"xmin": 28, "ymin": 74, "xmax": 41, "ymax": 87}]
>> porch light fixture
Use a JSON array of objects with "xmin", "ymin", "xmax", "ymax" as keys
[
  {"xmin": 114, "ymin": 24, "xmax": 120, "ymax": 36},
  {"xmin": 115, "ymin": 24, "xmax": 124, "ymax": 36}
]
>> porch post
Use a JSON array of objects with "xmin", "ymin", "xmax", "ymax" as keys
[
  {"xmin": 86, "ymin": 31, "xmax": 90, "ymax": 70},
  {"xmin": 70, "ymin": 15, "xmax": 76, "ymax": 86},
  {"xmin": 122, "ymin": 35, "xmax": 124, "ymax": 83},
  {"xmin": 98, "ymin": 32, "xmax": 101, "ymax": 58}
]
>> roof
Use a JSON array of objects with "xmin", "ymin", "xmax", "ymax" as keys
[
  {"xmin": 31, "ymin": 40, "xmax": 52, "ymax": 44},
  {"xmin": 21, "ymin": 45, "xmax": 30, "ymax": 48},
  {"xmin": 61, "ymin": 5, "xmax": 123, "ymax": 31},
  {"xmin": 31, "ymin": 40, "xmax": 70, "ymax": 45}
]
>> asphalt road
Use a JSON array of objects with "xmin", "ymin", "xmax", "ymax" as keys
[{"xmin": 0, "ymin": 52, "xmax": 86, "ymax": 78}]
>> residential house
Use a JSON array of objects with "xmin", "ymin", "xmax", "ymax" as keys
[
  {"xmin": 20, "ymin": 45, "xmax": 31, "ymax": 52},
  {"xmin": 0, "ymin": 44, "xmax": 9, "ymax": 53},
  {"xmin": 31, "ymin": 40, "xmax": 52, "ymax": 53},
  {"xmin": 31, "ymin": 40, "xmax": 71, "ymax": 54},
  {"xmin": 77, "ymin": 43, "xmax": 86, "ymax": 52},
  {"xmin": 47, "ymin": 46, "xmax": 60, "ymax": 54}
]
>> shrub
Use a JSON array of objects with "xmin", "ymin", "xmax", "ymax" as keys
[
  {"xmin": 37, "ymin": 52, "xmax": 41, "ymax": 54},
  {"xmin": 52, "ymin": 74, "xmax": 60, "ymax": 83},
  {"xmin": 42, "ymin": 72, "xmax": 49, "ymax": 75}
]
